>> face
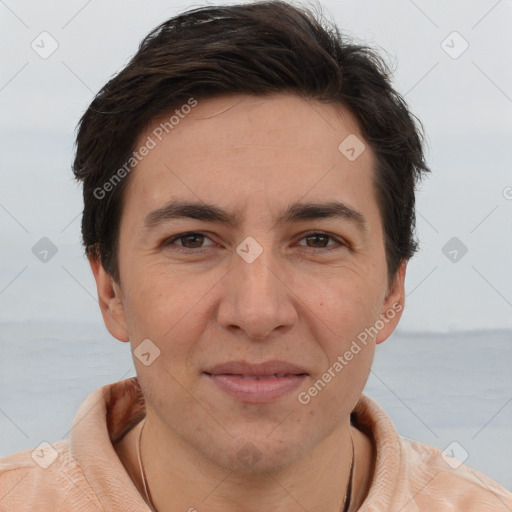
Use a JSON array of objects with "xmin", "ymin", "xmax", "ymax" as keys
[{"xmin": 91, "ymin": 93, "xmax": 405, "ymax": 473}]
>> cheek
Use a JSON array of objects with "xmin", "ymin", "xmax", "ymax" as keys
[
  {"xmin": 123, "ymin": 264, "xmax": 199, "ymax": 331},
  {"xmin": 298, "ymin": 275, "xmax": 381, "ymax": 405},
  {"xmin": 302, "ymin": 272, "xmax": 384, "ymax": 341},
  {"xmin": 121, "ymin": 270, "xmax": 201, "ymax": 386},
  {"xmin": 303, "ymin": 336, "xmax": 376, "ymax": 423}
]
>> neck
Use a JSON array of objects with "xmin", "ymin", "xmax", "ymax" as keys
[{"xmin": 116, "ymin": 413, "xmax": 374, "ymax": 512}]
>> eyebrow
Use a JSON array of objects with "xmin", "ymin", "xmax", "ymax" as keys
[{"xmin": 143, "ymin": 199, "xmax": 367, "ymax": 231}]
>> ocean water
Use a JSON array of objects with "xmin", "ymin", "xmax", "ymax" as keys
[{"xmin": 0, "ymin": 322, "xmax": 510, "ymax": 491}]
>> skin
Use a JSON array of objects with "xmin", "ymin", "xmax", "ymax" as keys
[{"xmin": 90, "ymin": 93, "xmax": 406, "ymax": 512}]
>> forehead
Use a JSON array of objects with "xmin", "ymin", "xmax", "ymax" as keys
[
  {"xmin": 123, "ymin": 93, "xmax": 378, "ymax": 226},
  {"xmin": 143, "ymin": 93, "xmax": 365, "ymax": 157}
]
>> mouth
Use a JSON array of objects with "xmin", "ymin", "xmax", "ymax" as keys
[
  {"xmin": 203, "ymin": 360, "xmax": 308, "ymax": 403},
  {"xmin": 216, "ymin": 373, "xmax": 303, "ymax": 380}
]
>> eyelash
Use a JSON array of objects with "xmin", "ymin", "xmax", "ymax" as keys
[{"xmin": 162, "ymin": 231, "xmax": 346, "ymax": 254}]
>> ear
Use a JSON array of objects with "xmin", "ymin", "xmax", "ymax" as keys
[
  {"xmin": 375, "ymin": 260, "xmax": 406, "ymax": 345},
  {"xmin": 88, "ymin": 254, "xmax": 130, "ymax": 342}
]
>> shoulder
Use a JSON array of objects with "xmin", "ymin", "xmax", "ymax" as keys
[
  {"xmin": 353, "ymin": 394, "xmax": 512, "ymax": 511},
  {"xmin": 0, "ymin": 440, "xmax": 103, "ymax": 511},
  {"xmin": 398, "ymin": 436, "xmax": 512, "ymax": 511}
]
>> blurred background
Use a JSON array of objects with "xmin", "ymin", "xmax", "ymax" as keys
[{"xmin": 1, "ymin": 0, "xmax": 511, "ymax": 492}]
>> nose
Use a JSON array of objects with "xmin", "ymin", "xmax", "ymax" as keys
[{"xmin": 217, "ymin": 247, "xmax": 298, "ymax": 341}]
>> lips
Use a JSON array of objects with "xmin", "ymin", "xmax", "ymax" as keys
[
  {"xmin": 233, "ymin": 374, "xmax": 294, "ymax": 380},
  {"xmin": 204, "ymin": 360, "xmax": 308, "ymax": 403},
  {"xmin": 204, "ymin": 360, "xmax": 308, "ymax": 377}
]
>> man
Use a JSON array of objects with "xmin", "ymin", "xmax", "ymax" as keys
[{"xmin": 1, "ymin": 1, "xmax": 510, "ymax": 510}]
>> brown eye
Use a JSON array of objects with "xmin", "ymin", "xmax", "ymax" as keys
[
  {"xmin": 298, "ymin": 231, "xmax": 344, "ymax": 250},
  {"xmin": 305, "ymin": 233, "xmax": 330, "ymax": 248},
  {"xmin": 163, "ymin": 232, "xmax": 214, "ymax": 252},
  {"xmin": 178, "ymin": 233, "xmax": 206, "ymax": 248}
]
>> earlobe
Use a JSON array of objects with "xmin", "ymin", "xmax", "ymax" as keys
[
  {"xmin": 375, "ymin": 260, "xmax": 406, "ymax": 345},
  {"xmin": 88, "ymin": 255, "xmax": 130, "ymax": 342}
]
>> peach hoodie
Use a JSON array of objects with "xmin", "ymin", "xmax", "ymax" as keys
[{"xmin": 1, "ymin": 377, "xmax": 511, "ymax": 511}]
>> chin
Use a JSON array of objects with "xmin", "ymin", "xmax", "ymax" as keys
[{"xmin": 207, "ymin": 433, "xmax": 309, "ymax": 475}]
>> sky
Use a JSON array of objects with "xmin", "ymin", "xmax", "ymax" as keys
[{"xmin": 0, "ymin": 0, "xmax": 511, "ymax": 332}]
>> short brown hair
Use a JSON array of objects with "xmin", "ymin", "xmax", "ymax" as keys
[{"xmin": 73, "ymin": 0, "xmax": 429, "ymax": 284}]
